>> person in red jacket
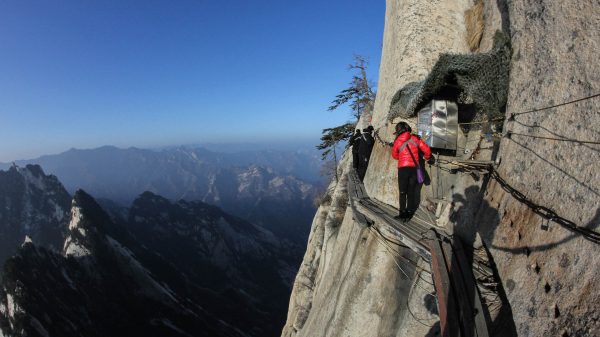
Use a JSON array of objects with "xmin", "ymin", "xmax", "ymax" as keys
[{"xmin": 391, "ymin": 121, "xmax": 432, "ymax": 220}]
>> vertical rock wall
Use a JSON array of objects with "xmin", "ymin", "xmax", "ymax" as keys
[
  {"xmin": 365, "ymin": 0, "xmax": 472, "ymax": 209},
  {"xmin": 476, "ymin": 1, "xmax": 600, "ymax": 336}
]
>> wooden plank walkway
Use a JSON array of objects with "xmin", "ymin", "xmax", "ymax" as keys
[{"xmin": 347, "ymin": 169, "xmax": 489, "ymax": 337}]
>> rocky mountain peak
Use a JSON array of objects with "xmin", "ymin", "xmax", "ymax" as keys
[
  {"xmin": 63, "ymin": 190, "xmax": 113, "ymax": 258},
  {"xmin": 0, "ymin": 165, "xmax": 71, "ymax": 264},
  {"xmin": 0, "ymin": 172, "xmax": 300, "ymax": 337}
]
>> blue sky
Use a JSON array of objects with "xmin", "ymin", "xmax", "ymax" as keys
[{"xmin": 0, "ymin": 0, "xmax": 385, "ymax": 162}]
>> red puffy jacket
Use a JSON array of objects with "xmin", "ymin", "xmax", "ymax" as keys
[{"xmin": 391, "ymin": 132, "xmax": 431, "ymax": 168}]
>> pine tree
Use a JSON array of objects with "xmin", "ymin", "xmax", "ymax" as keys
[
  {"xmin": 316, "ymin": 123, "xmax": 355, "ymax": 182},
  {"xmin": 317, "ymin": 55, "xmax": 376, "ymax": 182},
  {"xmin": 328, "ymin": 55, "xmax": 376, "ymax": 121}
]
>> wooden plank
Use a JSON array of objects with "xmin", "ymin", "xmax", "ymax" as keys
[
  {"xmin": 347, "ymin": 169, "xmax": 367, "ymax": 200},
  {"xmin": 355, "ymin": 202, "xmax": 430, "ymax": 260},
  {"xmin": 347, "ymin": 171, "xmax": 360, "ymax": 199},
  {"xmin": 348, "ymin": 196, "xmax": 369, "ymax": 228},
  {"xmin": 346, "ymin": 169, "xmax": 486, "ymax": 337},
  {"xmin": 350, "ymin": 206, "xmax": 370, "ymax": 227},
  {"xmin": 442, "ymin": 241, "xmax": 474, "ymax": 337},
  {"xmin": 378, "ymin": 224, "xmax": 430, "ymax": 260},
  {"xmin": 357, "ymin": 199, "xmax": 419, "ymax": 241},
  {"xmin": 453, "ymin": 239, "xmax": 490, "ymax": 337},
  {"xmin": 430, "ymin": 239, "xmax": 461, "ymax": 337},
  {"xmin": 363, "ymin": 199, "xmax": 428, "ymax": 240},
  {"xmin": 349, "ymin": 202, "xmax": 371, "ymax": 228}
]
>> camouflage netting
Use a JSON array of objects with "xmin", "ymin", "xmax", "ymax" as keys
[{"xmin": 388, "ymin": 31, "xmax": 511, "ymax": 125}]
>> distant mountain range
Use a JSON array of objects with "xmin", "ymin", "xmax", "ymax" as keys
[
  {"xmin": 0, "ymin": 165, "xmax": 301, "ymax": 337},
  {"xmin": 0, "ymin": 145, "xmax": 324, "ymax": 243}
]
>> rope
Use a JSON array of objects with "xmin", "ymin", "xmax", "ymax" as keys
[
  {"xmin": 510, "ymin": 93, "xmax": 600, "ymax": 117},
  {"xmin": 506, "ymin": 131, "xmax": 600, "ymax": 145}
]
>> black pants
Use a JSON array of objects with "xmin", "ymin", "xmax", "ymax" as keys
[
  {"xmin": 398, "ymin": 167, "xmax": 417, "ymax": 212},
  {"xmin": 352, "ymin": 151, "xmax": 359, "ymax": 169},
  {"xmin": 358, "ymin": 158, "xmax": 368, "ymax": 181}
]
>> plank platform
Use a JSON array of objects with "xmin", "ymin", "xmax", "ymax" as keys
[{"xmin": 346, "ymin": 170, "xmax": 490, "ymax": 337}]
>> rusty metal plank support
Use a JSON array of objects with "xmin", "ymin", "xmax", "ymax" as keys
[
  {"xmin": 430, "ymin": 235, "xmax": 461, "ymax": 337},
  {"xmin": 452, "ymin": 239, "xmax": 490, "ymax": 337},
  {"xmin": 442, "ymin": 241, "xmax": 474, "ymax": 337}
]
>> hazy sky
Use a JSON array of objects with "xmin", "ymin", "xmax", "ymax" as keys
[{"xmin": 0, "ymin": 0, "xmax": 385, "ymax": 162}]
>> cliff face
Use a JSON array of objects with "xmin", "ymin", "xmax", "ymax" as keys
[
  {"xmin": 477, "ymin": 1, "xmax": 600, "ymax": 336},
  {"xmin": 282, "ymin": 1, "xmax": 600, "ymax": 337}
]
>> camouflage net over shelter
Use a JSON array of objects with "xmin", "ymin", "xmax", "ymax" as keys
[{"xmin": 388, "ymin": 32, "xmax": 511, "ymax": 125}]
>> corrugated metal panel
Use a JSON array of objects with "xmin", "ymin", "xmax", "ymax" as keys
[{"xmin": 417, "ymin": 100, "xmax": 458, "ymax": 150}]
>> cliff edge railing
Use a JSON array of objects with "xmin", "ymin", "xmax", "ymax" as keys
[{"xmin": 347, "ymin": 169, "xmax": 490, "ymax": 337}]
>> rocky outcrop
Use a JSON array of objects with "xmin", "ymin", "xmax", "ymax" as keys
[
  {"xmin": 283, "ymin": 1, "xmax": 600, "ymax": 337},
  {"xmin": 0, "ymin": 169, "xmax": 303, "ymax": 337},
  {"xmin": 0, "ymin": 165, "xmax": 70, "ymax": 264}
]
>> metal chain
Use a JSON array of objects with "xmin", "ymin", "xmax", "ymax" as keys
[
  {"xmin": 373, "ymin": 128, "xmax": 393, "ymax": 147},
  {"xmin": 433, "ymin": 159, "xmax": 600, "ymax": 244},
  {"xmin": 488, "ymin": 168, "xmax": 600, "ymax": 244},
  {"xmin": 367, "ymin": 98, "xmax": 600, "ymax": 244}
]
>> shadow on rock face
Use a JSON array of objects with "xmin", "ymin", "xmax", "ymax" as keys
[{"xmin": 449, "ymin": 185, "xmax": 518, "ymax": 337}]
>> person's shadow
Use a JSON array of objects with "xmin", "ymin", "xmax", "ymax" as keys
[{"xmin": 423, "ymin": 185, "xmax": 518, "ymax": 337}]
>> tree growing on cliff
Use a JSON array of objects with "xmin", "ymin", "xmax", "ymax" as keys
[
  {"xmin": 317, "ymin": 55, "xmax": 376, "ymax": 182},
  {"xmin": 317, "ymin": 123, "xmax": 355, "ymax": 182},
  {"xmin": 328, "ymin": 55, "xmax": 376, "ymax": 121}
]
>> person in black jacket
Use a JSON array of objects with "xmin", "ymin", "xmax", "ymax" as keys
[
  {"xmin": 357, "ymin": 126, "xmax": 374, "ymax": 181},
  {"xmin": 349, "ymin": 129, "xmax": 362, "ymax": 170}
]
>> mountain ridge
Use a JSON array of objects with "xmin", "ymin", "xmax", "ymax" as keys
[
  {"xmin": 0, "ymin": 145, "xmax": 321, "ymax": 243},
  {"xmin": 0, "ymin": 165, "xmax": 300, "ymax": 337}
]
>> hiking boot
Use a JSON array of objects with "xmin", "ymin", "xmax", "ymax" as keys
[{"xmin": 395, "ymin": 210, "xmax": 409, "ymax": 221}]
